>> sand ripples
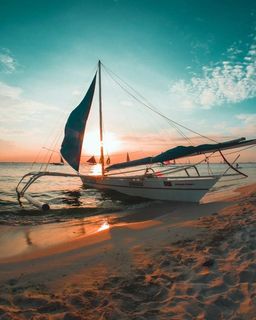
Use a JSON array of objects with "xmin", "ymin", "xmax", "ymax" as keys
[{"xmin": 0, "ymin": 190, "xmax": 256, "ymax": 319}]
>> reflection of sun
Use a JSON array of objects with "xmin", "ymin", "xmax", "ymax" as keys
[
  {"xmin": 83, "ymin": 131, "xmax": 121, "ymax": 156},
  {"xmin": 98, "ymin": 220, "xmax": 110, "ymax": 232}
]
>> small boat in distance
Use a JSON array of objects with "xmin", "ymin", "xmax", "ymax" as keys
[
  {"xmin": 86, "ymin": 155, "xmax": 97, "ymax": 165},
  {"xmin": 236, "ymin": 163, "xmax": 242, "ymax": 169},
  {"xmin": 50, "ymin": 156, "xmax": 64, "ymax": 166},
  {"xmin": 16, "ymin": 61, "xmax": 256, "ymax": 210},
  {"xmin": 106, "ymin": 156, "xmax": 111, "ymax": 165}
]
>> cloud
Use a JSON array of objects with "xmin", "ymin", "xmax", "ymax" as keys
[
  {"xmin": 0, "ymin": 49, "xmax": 17, "ymax": 73},
  {"xmin": 169, "ymin": 38, "xmax": 256, "ymax": 109},
  {"xmin": 213, "ymin": 113, "xmax": 256, "ymax": 139},
  {"xmin": 0, "ymin": 81, "xmax": 56, "ymax": 115},
  {"xmin": 236, "ymin": 113, "xmax": 256, "ymax": 124},
  {"xmin": 72, "ymin": 89, "xmax": 81, "ymax": 96},
  {"xmin": 0, "ymin": 81, "xmax": 66, "ymax": 161},
  {"xmin": 230, "ymin": 124, "xmax": 256, "ymax": 139},
  {"xmin": 120, "ymin": 100, "xmax": 134, "ymax": 107},
  {"xmin": 0, "ymin": 138, "xmax": 15, "ymax": 148},
  {"xmin": 0, "ymin": 82, "xmax": 22, "ymax": 98},
  {"xmin": 0, "ymin": 81, "xmax": 59, "ymax": 140}
]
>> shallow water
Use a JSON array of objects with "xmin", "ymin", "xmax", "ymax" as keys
[{"xmin": 0, "ymin": 162, "xmax": 255, "ymax": 226}]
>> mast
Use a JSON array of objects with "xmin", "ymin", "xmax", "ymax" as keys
[{"xmin": 98, "ymin": 60, "xmax": 105, "ymax": 176}]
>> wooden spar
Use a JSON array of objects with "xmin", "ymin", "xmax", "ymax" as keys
[
  {"xmin": 219, "ymin": 150, "xmax": 248, "ymax": 177},
  {"xmin": 98, "ymin": 60, "xmax": 105, "ymax": 176},
  {"xmin": 221, "ymin": 154, "xmax": 240, "ymax": 177},
  {"xmin": 16, "ymin": 171, "xmax": 81, "ymax": 210}
]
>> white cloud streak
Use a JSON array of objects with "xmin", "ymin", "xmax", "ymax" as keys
[
  {"xmin": 217, "ymin": 113, "xmax": 256, "ymax": 138},
  {"xmin": 0, "ymin": 49, "xmax": 17, "ymax": 73},
  {"xmin": 0, "ymin": 81, "xmax": 59, "ymax": 141},
  {"xmin": 169, "ymin": 38, "xmax": 256, "ymax": 109},
  {"xmin": 236, "ymin": 113, "xmax": 256, "ymax": 124}
]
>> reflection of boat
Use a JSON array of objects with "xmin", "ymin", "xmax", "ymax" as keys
[
  {"xmin": 51, "ymin": 156, "xmax": 64, "ymax": 166},
  {"xmin": 16, "ymin": 61, "xmax": 256, "ymax": 209}
]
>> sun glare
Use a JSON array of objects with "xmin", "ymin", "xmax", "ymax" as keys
[
  {"xmin": 83, "ymin": 131, "xmax": 121, "ymax": 156},
  {"xmin": 91, "ymin": 164, "xmax": 102, "ymax": 175},
  {"xmin": 98, "ymin": 220, "xmax": 110, "ymax": 232}
]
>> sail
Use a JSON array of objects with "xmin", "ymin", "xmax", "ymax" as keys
[
  {"xmin": 61, "ymin": 74, "xmax": 97, "ymax": 172},
  {"xmin": 106, "ymin": 137, "xmax": 256, "ymax": 171},
  {"xmin": 87, "ymin": 155, "xmax": 97, "ymax": 165},
  {"xmin": 106, "ymin": 156, "xmax": 111, "ymax": 165},
  {"xmin": 126, "ymin": 153, "xmax": 130, "ymax": 162}
]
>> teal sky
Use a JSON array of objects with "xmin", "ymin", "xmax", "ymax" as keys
[{"xmin": 0, "ymin": 0, "xmax": 255, "ymax": 161}]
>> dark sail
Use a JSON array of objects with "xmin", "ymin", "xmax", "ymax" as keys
[
  {"xmin": 106, "ymin": 138, "xmax": 256, "ymax": 171},
  {"xmin": 61, "ymin": 74, "xmax": 97, "ymax": 172},
  {"xmin": 87, "ymin": 156, "xmax": 97, "ymax": 165},
  {"xmin": 106, "ymin": 156, "xmax": 111, "ymax": 165}
]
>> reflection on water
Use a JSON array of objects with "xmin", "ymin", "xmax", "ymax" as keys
[
  {"xmin": 98, "ymin": 220, "xmax": 110, "ymax": 231},
  {"xmin": 25, "ymin": 230, "xmax": 33, "ymax": 246},
  {"xmin": 0, "ymin": 216, "xmax": 114, "ymax": 259}
]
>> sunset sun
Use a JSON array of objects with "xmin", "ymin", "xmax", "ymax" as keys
[{"xmin": 83, "ymin": 131, "xmax": 121, "ymax": 156}]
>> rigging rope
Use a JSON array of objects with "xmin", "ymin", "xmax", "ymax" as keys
[
  {"xmin": 102, "ymin": 63, "xmax": 219, "ymax": 144},
  {"xmin": 103, "ymin": 65, "xmax": 193, "ymax": 145}
]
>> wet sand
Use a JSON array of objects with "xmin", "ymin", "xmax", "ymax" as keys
[{"xmin": 0, "ymin": 184, "xmax": 255, "ymax": 319}]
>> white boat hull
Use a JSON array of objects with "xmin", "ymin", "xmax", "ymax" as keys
[{"xmin": 80, "ymin": 175, "xmax": 219, "ymax": 202}]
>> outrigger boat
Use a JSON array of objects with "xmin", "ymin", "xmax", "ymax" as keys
[{"xmin": 16, "ymin": 61, "xmax": 256, "ymax": 210}]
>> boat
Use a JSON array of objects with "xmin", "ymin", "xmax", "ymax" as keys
[
  {"xmin": 50, "ymin": 156, "xmax": 64, "ymax": 166},
  {"xmin": 106, "ymin": 156, "xmax": 111, "ymax": 165},
  {"xmin": 235, "ymin": 163, "xmax": 242, "ymax": 169},
  {"xmin": 86, "ymin": 155, "xmax": 97, "ymax": 165},
  {"xmin": 16, "ymin": 61, "xmax": 256, "ymax": 210}
]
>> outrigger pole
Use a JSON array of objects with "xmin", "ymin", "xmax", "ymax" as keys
[
  {"xmin": 98, "ymin": 60, "xmax": 105, "ymax": 176},
  {"xmin": 16, "ymin": 172, "xmax": 80, "ymax": 210}
]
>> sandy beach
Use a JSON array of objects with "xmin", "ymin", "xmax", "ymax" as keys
[{"xmin": 0, "ymin": 184, "xmax": 255, "ymax": 320}]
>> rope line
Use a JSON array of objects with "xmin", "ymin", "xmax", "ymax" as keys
[{"xmin": 102, "ymin": 63, "xmax": 218, "ymax": 144}]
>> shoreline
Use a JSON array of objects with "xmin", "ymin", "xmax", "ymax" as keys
[
  {"xmin": 0, "ymin": 183, "xmax": 255, "ymax": 319},
  {"xmin": 0, "ymin": 190, "xmax": 232, "ymax": 262},
  {"xmin": 0, "ymin": 179, "xmax": 246, "ymax": 263}
]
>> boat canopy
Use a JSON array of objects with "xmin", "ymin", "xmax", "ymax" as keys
[
  {"xmin": 61, "ymin": 73, "xmax": 97, "ymax": 172},
  {"xmin": 106, "ymin": 137, "xmax": 256, "ymax": 171}
]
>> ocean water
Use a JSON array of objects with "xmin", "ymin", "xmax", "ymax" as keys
[{"xmin": 0, "ymin": 162, "xmax": 255, "ymax": 225}]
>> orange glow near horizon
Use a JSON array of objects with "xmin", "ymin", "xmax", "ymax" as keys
[
  {"xmin": 0, "ymin": 133, "xmax": 255, "ymax": 163},
  {"xmin": 0, "ymin": 148, "xmax": 255, "ymax": 163}
]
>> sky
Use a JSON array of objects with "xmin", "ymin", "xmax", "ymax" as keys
[{"xmin": 0, "ymin": 0, "xmax": 255, "ymax": 163}]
